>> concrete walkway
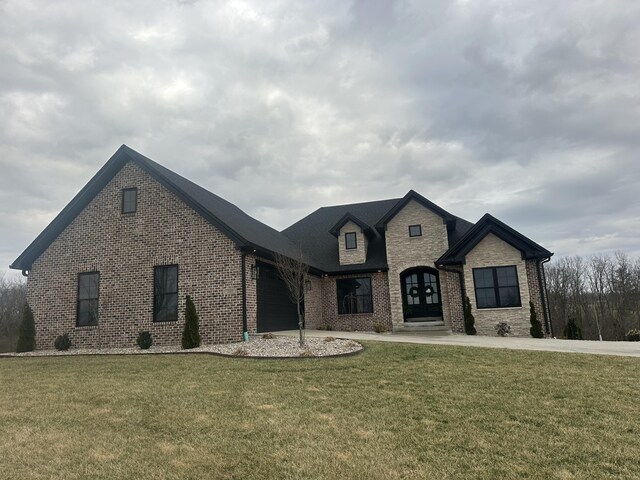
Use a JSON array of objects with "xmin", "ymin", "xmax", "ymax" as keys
[{"xmin": 278, "ymin": 329, "xmax": 640, "ymax": 358}]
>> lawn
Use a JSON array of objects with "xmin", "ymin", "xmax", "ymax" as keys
[{"xmin": 1, "ymin": 342, "xmax": 638, "ymax": 480}]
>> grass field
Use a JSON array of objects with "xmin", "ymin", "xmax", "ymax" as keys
[{"xmin": 1, "ymin": 342, "xmax": 639, "ymax": 479}]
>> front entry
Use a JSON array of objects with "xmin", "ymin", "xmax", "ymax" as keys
[{"xmin": 401, "ymin": 268, "xmax": 443, "ymax": 321}]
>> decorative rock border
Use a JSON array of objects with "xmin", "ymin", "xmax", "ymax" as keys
[{"xmin": 0, "ymin": 336, "xmax": 364, "ymax": 359}]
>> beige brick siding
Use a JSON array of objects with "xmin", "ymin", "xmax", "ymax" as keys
[
  {"xmin": 304, "ymin": 272, "xmax": 392, "ymax": 331},
  {"xmin": 439, "ymin": 266, "xmax": 465, "ymax": 333},
  {"xmin": 384, "ymin": 200, "xmax": 451, "ymax": 327},
  {"xmin": 526, "ymin": 259, "xmax": 548, "ymax": 337},
  {"xmin": 462, "ymin": 233, "xmax": 531, "ymax": 336},
  {"xmin": 337, "ymin": 221, "xmax": 367, "ymax": 265},
  {"xmin": 27, "ymin": 162, "xmax": 245, "ymax": 349}
]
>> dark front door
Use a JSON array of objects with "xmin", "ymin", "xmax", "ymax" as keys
[
  {"xmin": 256, "ymin": 262, "xmax": 299, "ymax": 333},
  {"xmin": 401, "ymin": 268, "xmax": 443, "ymax": 321}
]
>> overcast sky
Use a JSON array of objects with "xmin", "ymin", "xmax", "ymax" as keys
[{"xmin": 1, "ymin": 0, "xmax": 639, "ymax": 278}]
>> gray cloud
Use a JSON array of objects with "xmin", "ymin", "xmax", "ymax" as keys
[{"xmin": 2, "ymin": 0, "xmax": 639, "ymax": 278}]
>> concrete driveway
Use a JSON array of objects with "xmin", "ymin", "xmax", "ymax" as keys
[{"xmin": 278, "ymin": 329, "xmax": 640, "ymax": 358}]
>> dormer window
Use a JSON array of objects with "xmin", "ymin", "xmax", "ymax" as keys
[
  {"xmin": 409, "ymin": 224, "xmax": 422, "ymax": 237},
  {"xmin": 345, "ymin": 232, "xmax": 357, "ymax": 249},
  {"xmin": 122, "ymin": 188, "xmax": 137, "ymax": 214}
]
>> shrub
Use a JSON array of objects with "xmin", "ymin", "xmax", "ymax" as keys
[
  {"xmin": 262, "ymin": 332, "xmax": 274, "ymax": 339},
  {"xmin": 181, "ymin": 295, "xmax": 201, "ymax": 349},
  {"xmin": 233, "ymin": 347, "xmax": 248, "ymax": 356},
  {"xmin": 495, "ymin": 322, "xmax": 511, "ymax": 337},
  {"xmin": 299, "ymin": 349, "xmax": 315, "ymax": 357},
  {"xmin": 529, "ymin": 301, "xmax": 544, "ymax": 338},
  {"xmin": 16, "ymin": 303, "xmax": 36, "ymax": 353},
  {"xmin": 372, "ymin": 322, "xmax": 387, "ymax": 333},
  {"xmin": 464, "ymin": 296, "xmax": 476, "ymax": 335},
  {"xmin": 563, "ymin": 318, "xmax": 583, "ymax": 340},
  {"xmin": 54, "ymin": 333, "xmax": 71, "ymax": 351},
  {"xmin": 325, "ymin": 324, "xmax": 334, "ymax": 331},
  {"xmin": 625, "ymin": 329, "xmax": 640, "ymax": 342},
  {"xmin": 136, "ymin": 331, "xmax": 153, "ymax": 349},
  {"xmin": 324, "ymin": 336, "xmax": 336, "ymax": 342},
  {"xmin": 316, "ymin": 325, "xmax": 326, "ymax": 331}
]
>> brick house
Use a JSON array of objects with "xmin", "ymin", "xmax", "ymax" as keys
[{"xmin": 11, "ymin": 146, "xmax": 553, "ymax": 349}]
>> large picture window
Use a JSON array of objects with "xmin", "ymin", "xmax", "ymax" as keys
[
  {"xmin": 473, "ymin": 266, "xmax": 521, "ymax": 309},
  {"xmin": 154, "ymin": 265, "xmax": 178, "ymax": 322},
  {"xmin": 337, "ymin": 277, "xmax": 373, "ymax": 314},
  {"xmin": 77, "ymin": 272, "xmax": 100, "ymax": 326}
]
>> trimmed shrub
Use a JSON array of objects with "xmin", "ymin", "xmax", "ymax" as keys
[
  {"xmin": 324, "ymin": 336, "xmax": 336, "ymax": 342},
  {"xmin": 136, "ymin": 331, "xmax": 153, "ymax": 349},
  {"xmin": 181, "ymin": 295, "xmax": 201, "ymax": 349},
  {"xmin": 372, "ymin": 322, "xmax": 387, "ymax": 333},
  {"xmin": 299, "ymin": 349, "xmax": 315, "ymax": 357},
  {"xmin": 16, "ymin": 303, "xmax": 36, "ymax": 353},
  {"xmin": 233, "ymin": 347, "xmax": 248, "ymax": 356},
  {"xmin": 325, "ymin": 324, "xmax": 334, "ymax": 331},
  {"xmin": 262, "ymin": 332, "xmax": 274, "ymax": 339},
  {"xmin": 495, "ymin": 322, "xmax": 511, "ymax": 337},
  {"xmin": 464, "ymin": 296, "xmax": 476, "ymax": 335},
  {"xmin": 529, "ymin": 301, "xmax": 544, "ymax": 338},
  {"xmin": 563, "ymin": 318, "xmax": 583, "ymax": 340},
  {"xmin": 625, "ymin": 329, "xmax": 640, "ymax": 342},
  {"xmin": 54, "ymin": 333, "xmax": 71, "ymax": 351}
]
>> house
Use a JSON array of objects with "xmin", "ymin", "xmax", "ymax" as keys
[{"xmin": 10, "ymin": 145, "xmax": 553, "ymax": 349}]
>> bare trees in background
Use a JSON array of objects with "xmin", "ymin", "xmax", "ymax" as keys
[
  {"xmin": 546, "ymin": 252, "xmax": 640, "ymax": 340},
  {"xmin": 0, "ymin": 273, "xmax": 26, "ymax": 352}
]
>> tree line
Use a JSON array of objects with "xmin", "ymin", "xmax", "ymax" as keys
[
  {"xmin": 0, "ymin": 273, "xmax": 26, "ymax": 352},
  {"xmin": 546, "ymin": 252, "xmax": 640, "ymax": 340}
]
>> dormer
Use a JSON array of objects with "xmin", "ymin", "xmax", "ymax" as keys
[{"xmin": 329, "ymin": 213, "xmax": 371, "ymax": 265}]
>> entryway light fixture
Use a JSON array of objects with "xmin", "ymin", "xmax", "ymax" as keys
[{"xmin": 251, "ymin": 265, "xmax": 259, "ymax": 280}]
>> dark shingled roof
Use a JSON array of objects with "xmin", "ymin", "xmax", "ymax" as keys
[
  {"xmin": 10, "ymin": 145, "xmax": 305, "ymax": 271},
  {"xmin": 282, "ymin": 198, "xmax": 475, "ymax": 274}
]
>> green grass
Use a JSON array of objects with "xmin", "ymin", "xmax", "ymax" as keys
[{"xmin": 1, "ymin": 342, "xmax": 639, "ymax": 479}]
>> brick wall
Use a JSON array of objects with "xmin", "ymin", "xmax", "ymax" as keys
[
  {"xmin": 27, "ymin": 162, "xmax": 245, "ymax": 349},
  {"xmin": 525, "ymin": 259, "xmax": 548, "ymax": 337},
  {"xmin": 305, "ymin": 272, "xmax": 392, "ymax": 331},
  {"xmin": 462, "ymin": 233, "xmax": 531, "ymax": 336},
  {"xmin": 337, "ymin": 221, "xmax": 367, "ymax": 265},
  {"xmin": 384, "ymin": 200, "xmax": 452, "ymax": 328}
]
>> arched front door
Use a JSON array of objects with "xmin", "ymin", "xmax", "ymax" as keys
[{"xmin": 401, "ymin": 268, "xmax": 443, "ymax": 321}]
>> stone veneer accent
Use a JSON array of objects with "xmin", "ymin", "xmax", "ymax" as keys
[
  {"xmin": 27, "ymin": 162, "xmax": 246, "ymax": 349},
  {"xmin": 462, "ymin": 233, "xmax": 531, "ymax": 336},
  {"xmin": 384, "ymin": 200, "xmax": 451, "ymax": 327},
  {"xmin": 525, "ymin": 259, "xmax": 548, "ymax": 336},
  {"xmin": 304, "ymin": 272, "xmax": 392, "ymax": 331},
  {"xmin": 337, "ymin": 221, "xmax": 367, "ymax": 265}
]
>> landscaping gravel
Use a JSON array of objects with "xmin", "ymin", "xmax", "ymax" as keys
[{"xmin": 3, "ymin": 335, "xmax": 363, "ymax": 358}]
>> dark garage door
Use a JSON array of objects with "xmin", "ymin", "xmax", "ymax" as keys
[{"xmin": 256, "ymin": 261, "xmax": 299, "ymax": 332}]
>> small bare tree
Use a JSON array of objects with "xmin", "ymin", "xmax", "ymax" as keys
[{"xmin": 273, "ymin": 247, "xmax": 309, "ymax": 347}]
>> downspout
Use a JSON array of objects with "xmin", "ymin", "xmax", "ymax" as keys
[
  {"xmin": 241, "ymin": 252, "xmax": 249, "ymax": 342},
  {"xmin": 537, "ymin": 258, "xmax": 552, "ymax": 337}
]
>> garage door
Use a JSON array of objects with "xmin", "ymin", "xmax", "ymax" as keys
[{"xmin": 256, "ymin": 261, "xmax": 299, "ymax": 332}]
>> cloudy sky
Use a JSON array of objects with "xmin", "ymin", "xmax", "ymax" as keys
[{"xmin": 1, "ymin": 0, "xmax": 639, "ymax": 277}]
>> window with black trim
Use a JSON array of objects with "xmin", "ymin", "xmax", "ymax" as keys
[
  {"xmin": 154, "ymin": 265, "xmax": 178, "ymax": 322},
  {"xmin": 122, "ymin": 188, "xmax": 137, "ymax": 213},
  {"xmin": 473, "ymin": 266, "xmax": 521, "ymax": 309},
  {"xmin": 77, "ymin": 272, "xmax": 99, "ymax": 326},
  {"xmin": 337, "ymin": 277, "xmax": 373, "ymax": 314},
  {"xmin": 409, "ymin": 224, "xmax": 422, "ymax": 237},
  {"xmin": 345, "ymin": 232, "xmax": 357, "ymax": 250}
]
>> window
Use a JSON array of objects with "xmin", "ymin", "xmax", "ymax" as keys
[
  {"xmin": 337, "ymin": 277, "xmax": 373, "ymax": 314},
  {"xmin": 122, "ymin": 188, "xmax": 137, "ymax": 213},
  {"xmin": 473, "ymin": 266, "xmax": 521, "ymax": 309},
  {"xmin": 77, "ymin": 272, "xmax": 99, "ymax": 326},
  {"xmin": 409, "ymin": 224, "xmax": 422, "ymax": 237},
  {"xmin": 154, "ymin": 265, "xmax": 178, "ymax": 322},
  {"xmin": 345, "ymin": 232, "xmax": 357, "ymax": 250}
]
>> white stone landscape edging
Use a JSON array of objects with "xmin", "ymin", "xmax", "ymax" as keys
[{"xmin": 1, "ymin": 336, "xmax": 364, "ymax": 359}]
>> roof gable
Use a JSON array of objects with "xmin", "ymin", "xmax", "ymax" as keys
[
  {"xmin": 374, "ymin": 190, "xmax": 454, "ymax": 230},
  {"xmin": 11, "ymin": 145, "xmax": 303, "ymax": 270},
  {"xmin": 436, "ymin": 213, "xmax": 553, "ymax": 265},
  {"xmin": 328, "ymin": 212, "xmax": 373, "ymax": 238}
]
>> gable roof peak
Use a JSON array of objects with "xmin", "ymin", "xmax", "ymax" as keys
[
  {"xmin": 328, "ymin": 212, "xmax": 372, "ymax": 238},
  {"xmin": 374, "ymin": 189, "xmax": 454, "ymax": 229}
]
